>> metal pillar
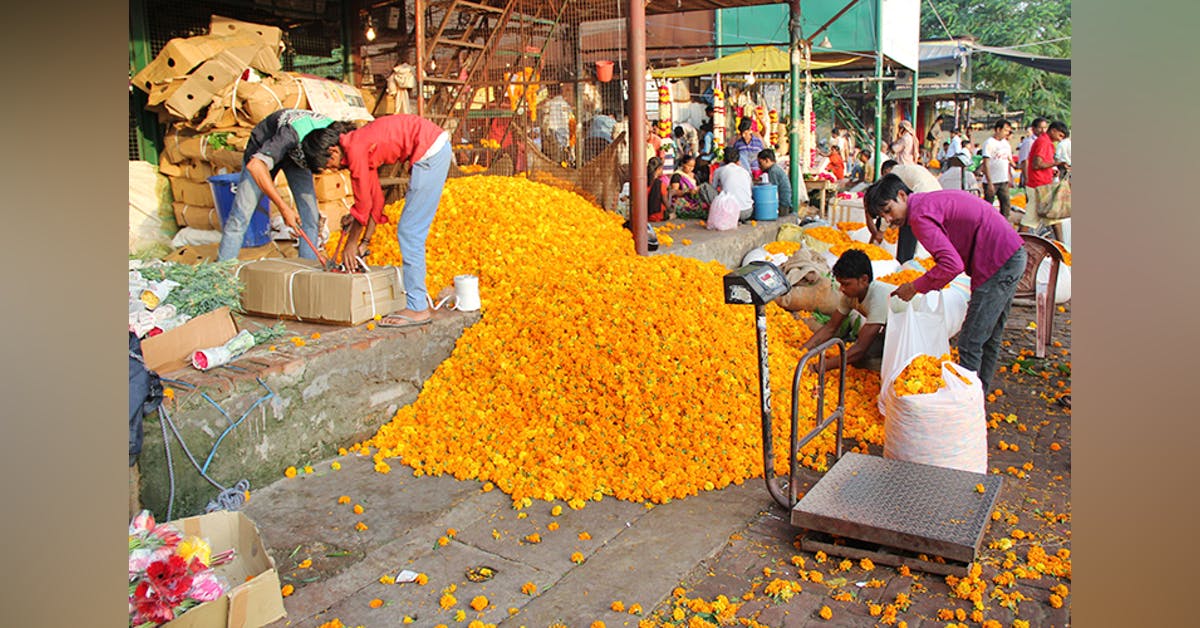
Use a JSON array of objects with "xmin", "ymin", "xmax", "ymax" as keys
[
  {"xmin": 715, "ymin": 10, "xmax": 723, "ymax": 59},
  {"xmin": 416, "ymin": 0, "xmax": 426, "ymax": 117},
  {"xmin": 341, "ymin": 1, "xmax": 353, "ymax": 82},
  {"xmin": 629, "ymin": 0, "xmax": 648, "ymax": 255},
  {"xmin": 788, "ymin": 0, "xmax": 803, "ymax": 210},
  {"xmin": 911, "ymin": 56, "xmax": 919, "ymax": 158},
  {"xmin": 872, "ymin": 0, "xmax": 884, "ymax": 180}
]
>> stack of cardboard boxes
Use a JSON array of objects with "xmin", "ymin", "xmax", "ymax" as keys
[{"xmin": 134, "ymin": 15, "xmax": 366, "ymax": 239}]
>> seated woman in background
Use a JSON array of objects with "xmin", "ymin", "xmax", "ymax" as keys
[{"xmin": 647, "ymin": 156, "xmax": 669, "ymax": 222}]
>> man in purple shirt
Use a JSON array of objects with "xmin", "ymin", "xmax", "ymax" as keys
[{"xmin": 864, "ymin": 174, "xmax": 1027, "ymax": 392}]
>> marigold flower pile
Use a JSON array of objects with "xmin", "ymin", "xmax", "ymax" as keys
[
  {"xmin": 762, "ymin": 240, "xmax": 802, "ymax": 257},
  {"xmin": 882, "ymin": 227, "xmax": 901, "ymax": 244},
  {"xmin": 802, "ymin": 226, "xmax": 851, "ymax": 245},
  {"xmin": 345, "ymin": 176, "xmax": 886, "ymax": 506},
  {"xmin": 894, "ymin": 354, "xmax": 972, "ymax": 397},
  {"xmin": 877, "ymin": 268, "xmax": 925, "ymax": 285},
  {"xmin": 829, "ymin": 241, "xmax": 894, "ymax": 261}
]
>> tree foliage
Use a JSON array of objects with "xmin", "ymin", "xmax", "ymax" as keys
[{"xmin": 920, "ymin": 0, "xmax": 1071, "ymax": 124}]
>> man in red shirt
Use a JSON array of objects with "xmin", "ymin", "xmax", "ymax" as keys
[
  {"xmin": 303, "ymin": 114, "xmax": 452, "ymax": 327},
  {"xmin": 1019, "ymin": 121, "xmax": 1070, "ymax": 240}
]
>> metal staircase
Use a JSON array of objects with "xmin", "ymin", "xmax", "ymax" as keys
[
  {"xmin": 821, "ymin": 82, "xmax": 872, "ymax": 149},
  {"xmin": 418, "ymin": 0, "xmax": 568, "ymax": 139}
]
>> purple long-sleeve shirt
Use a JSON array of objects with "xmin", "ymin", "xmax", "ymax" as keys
[{"xmin": 907, "ymin": 190, "xmax": 1024, "ymax": 293}]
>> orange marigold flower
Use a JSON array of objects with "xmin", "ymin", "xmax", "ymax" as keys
[
  {"xmin": 818, "ymin": 605, "xmax": 832, "ymax": 620},
  {"xmin": 547, "ymin": 521, "xmax": 560, "ymax": 531},
  {"xmin": 369, "ymin": 598, "xmax": 384, "ymax": 608},
  {"xmin": 611, "ymin": 601, "xmax": 625, "ymax": 612},
  {"xmin": 353, "ymin": 504, "xmax": 364, "ymax": 515},
  {"xmin": 521, "ymin": 581, "xmax": 537, "ymax": 595},
  {"xmin": 628, "ymin": 603, "xmax": 643, "ymax": 615},
  {"xmin": 570, "ymin": 551, "xmax": 585, "ymax": 564},
  {"xmin": 284, "ymin": 466, "xmax": 297, "ymax": 478},
  {"xmin": 416, "ymin": 573, "xmax": 429, "ymax": 585},
  {"xmin": 578, "ymin": 531, "xmax": 592, "ymax": 540},
  {"xmin": 524, "ymin": 533, "xmax": 541, "ymax": 544},
  {"xmin": 297, "ymin": 558, "xmax": 312, "ymax": 569},
  {"xmin": 281, "ymin": 584, "xmax": 294, "ymax": 597},
  {"xmin": 354, "ymin": 521, "xmax": 368, "ymax": 531},
  {"xmin": 439, "ymin": 593, "xmax": 457, "ymax": 609},
  {"xmin": 470, "ymin": 595, "xmax": 488, "ymax": 611}
]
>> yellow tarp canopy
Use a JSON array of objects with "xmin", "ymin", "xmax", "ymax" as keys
[{"xmin": 650, "ymin": 46, "xmax": 855, "ymax": 78}]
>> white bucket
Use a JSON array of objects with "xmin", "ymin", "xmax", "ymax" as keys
[{"xmin": 453, "ymin": 274, "xmax": 482, "ymax": 312}]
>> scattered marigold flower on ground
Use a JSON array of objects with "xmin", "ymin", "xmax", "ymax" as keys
[
  {"xmin": 470, "ymin": 595, "xmax": 488, "ymax": 611},
  {"xmin": 379, "ymin": 574, "xmax": 395, "ymax": 585},
  {"xmin": 353, "ymin": 504, "xmax": 364, "ymax": 515},
  {"xmin": 1050, "ymin": 442, "xmax": 1062, "ymax": 451},
  {"xmin": 818, "ymin": 605, "xmax": 833, "ymax": 620},
  {"xmin": 859, "ymin": 558, "xmax": 875, "ymax": 571},
  {"xmin": 436, "ymin": 536, "xmax": 450, "ymax": 547},
  {"xmin": 570, "ymin": 551, "xmax": 585, "ymax": 564},
  {"xmin": 297, "ymin": 559, "xmax": 312, "ymax": 569},
  {"xmin": 331, "ymin": 461, "xmax": 341, "ymax": 470},
  {"xmin": 521, "ymin": 581, "xmax": 537, "ymax": 595},
  {"xmin": 453, "ymin": 609, "xmax": 466, "ymax": 622},
  {"xmin": 482, "ymin": 481, "xmax": 494, "ymax": 492},
  {"xmin": 354, "ymin": 521, "xmax": 368, "ymax": 531},
  {"xmin": 611, "ymin": 601, "xmax": 625, "ymax": 612},
  {"xmin": 578, "ymin": 531, "xmax": 591, "ymax": 540},
  {"xmin": 439, "ymin": 593, "xmax": 457, "ymax": 609},
  {"xmin": 975, "ymin": 483, "xmax": 986, "ymax": 493},
  {"xmin": 547, "ymin": 521, "xmax": 559, "ymax": 531},
  {"xmin": 628, "ymin": 603, "xmax": 643, "ymax": 615},
  {"xmin": 590, "ymin": 622, "xmax": 605, "ymax": 628},
  {"xmin": 416, "ymin": 573, "xmax": 429, "ymax": 585},
  {"xmin": 281, "ymin": 584, "xmax": 294, "ymax": 597},
  {"xmin": 524, "ymin": 533, "xmax": 541, "ymax": 544},
  {"xmin": 551, "ymin": 505, "xmax": 563, "ymax": 516},
  {"xmin": 284, "ymin": 466, "xmax": 297, "ymax": 478},
  {"xmin": 337, "ymin": 495, "xmax": 351, "ymax": 504},
  {"xmin": 369, "ymin": 598, "xmax": 383, "ymax": 608}
]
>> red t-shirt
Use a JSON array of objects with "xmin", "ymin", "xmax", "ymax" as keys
[
  {"xmin": 1026, "ymin": 134, "xmax": 1056, "ymax": 188},
  {"xmin": 339, "ymin": 114, "xmax": 445, "ymax": 224}
]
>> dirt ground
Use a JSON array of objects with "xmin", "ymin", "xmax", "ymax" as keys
[{"xmin": 645, "ymin": 299, "xmax": 1073, "ymax": 627}]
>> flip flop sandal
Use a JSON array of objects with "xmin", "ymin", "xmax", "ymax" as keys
[{"xmin": 378, "ymin": 313, "xmax": 432, "ymax": 328}]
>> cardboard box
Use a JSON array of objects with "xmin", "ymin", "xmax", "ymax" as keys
[
  {"xmin": 165, "ymin": 51, "xmax": 247, "ymax": 120},
  {"xmin": 173, "ymin": 202, "xmax": 223, "ymax": 230},
  {"xmin": 170, "ymin": 177, "xmax": 216, "ymax": 207},
  {"xmin": 225, "ymin": 44, "xmax": 282, "ymax": 75},
  {"xmin": 314, "ymin": 170, "xmax": 353, "ymax": 201},
  {"xmin": 140, "ymin": 307, "xmax": 238, "ymax": 374},
  {"xmin": 239, "ymin": 258, "xmax": 403, "ymax": 325},
  {"xmin": 159, "ymin": 510, "xmax": 287, "ymax": 628},
  {"xmin": 210, "ymin": 15, "xmax": 283, "ymax": 52},
  {"xmin": 318, "ymin": 198, "xmax": 354, "ymax": 230},
  {"xmin": 131, "ymin": 34, "xmax": 256, "ymax": 93}
]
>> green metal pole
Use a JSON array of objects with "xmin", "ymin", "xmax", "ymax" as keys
[
  {"xmin": 788, "ymin": 0, "xmax": 802, "ymax": 211},
  {"xmin": 872, "ymin": 0, "xmax": 883, "ymax": 180},
  {"xmin": 715, "ymin": 10, "xmax": 724, "ymax": 59},
  {"xmin": 911, "ymin": 47, "xmax": 919, "ymax": 161},
  {"xmin": 129, "ymin": 0, "xmax": 159, "ymax": 164}
]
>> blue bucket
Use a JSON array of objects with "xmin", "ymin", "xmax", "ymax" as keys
[
  {"xmin": 208, "ymin": 173, "xmax": 272, "ymax": 248},
  {"xmin": 752, "ymin": 183, "xmax": 779, "ymax": 221}
]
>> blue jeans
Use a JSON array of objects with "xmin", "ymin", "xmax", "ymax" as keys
[
  {"xmin": 399, "ymin": 142, "xmax": 452, "ymax": 311},
  {"xmin": 956, "ymin": 247, "xmax": 1027, "ymax": 392},
  {"xmin": 217, "ymin": 163, "xmax": 320, "ymax": 261}
]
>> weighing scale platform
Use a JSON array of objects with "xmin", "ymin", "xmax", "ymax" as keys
[{"xmin": 791, "ymin": 452, "xmax": 1003, "ymax": 565}]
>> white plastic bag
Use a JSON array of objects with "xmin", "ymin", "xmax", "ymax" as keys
[
  {"xmin": 707, "ymin": 191, "xmax": 740, "ymax": 231},
  {"xmin": 1036, "ymin": 257, "xmax": 1072, "ymax": 304},
  {"xmin": 880, "ymin": 297, "xmax": 951, "ymax": 412},
  {"xmin": 882, "ymin": 362, "xmax": 988, "ymax": 474}
]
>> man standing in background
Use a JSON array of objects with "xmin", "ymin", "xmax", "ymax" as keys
[{"xmin": 981, "ymin": 119, "xmax": 1015, "ymax": 218}]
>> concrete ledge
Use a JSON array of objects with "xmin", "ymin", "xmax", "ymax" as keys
[
  {"xmin": 138, "ymin": 308, "xmax": 481, "ymax": 517},
  {"xmin": 648, "ymin": 215, "xmax": 799, "ymax": 269}
]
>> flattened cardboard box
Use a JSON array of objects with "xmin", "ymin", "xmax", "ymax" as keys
[
  {"xmin": 140, "ymin": 307, "xmax": 238, "ymax": 374},
  {"xmin": 238, "ymin": 259, "xmax": 403, "ymax": 326},
  {"xmin": 132, "ymin": 34, "xmax": 257, "ymax": 92},
  {"xmin": 314, "ymin": 170, "xmax": 353, "ymax": 201},
  {"xmin": 318, "ymin": 198, "xmax": 354, "ymax": 230},
  {"xmin": 160, "ymin": 510, "xmax": 287, "ymax": 628},
  {"xmin": 174, "ymin": 202, "xmax": 223, "ymax": 230},
  {"xmin": 210, "ymin": 15, "xmax": 284, "ymax": 51},
  {"xmin": 165, "ymin": 51, "xmax": 246, "ymax": 120},
  {"xmin": 170, "ymin": 177, "xmax": 216, "ymax": 207}
]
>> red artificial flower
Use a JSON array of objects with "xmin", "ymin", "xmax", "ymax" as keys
[{"xmin": 146, "ymin": 554, "xmax": 194, "ymax": 599}]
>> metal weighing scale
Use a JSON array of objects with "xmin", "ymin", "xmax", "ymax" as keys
[{"xmin": 723, "ymin": 262, "xmax": 1002, "ymax": 576}]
